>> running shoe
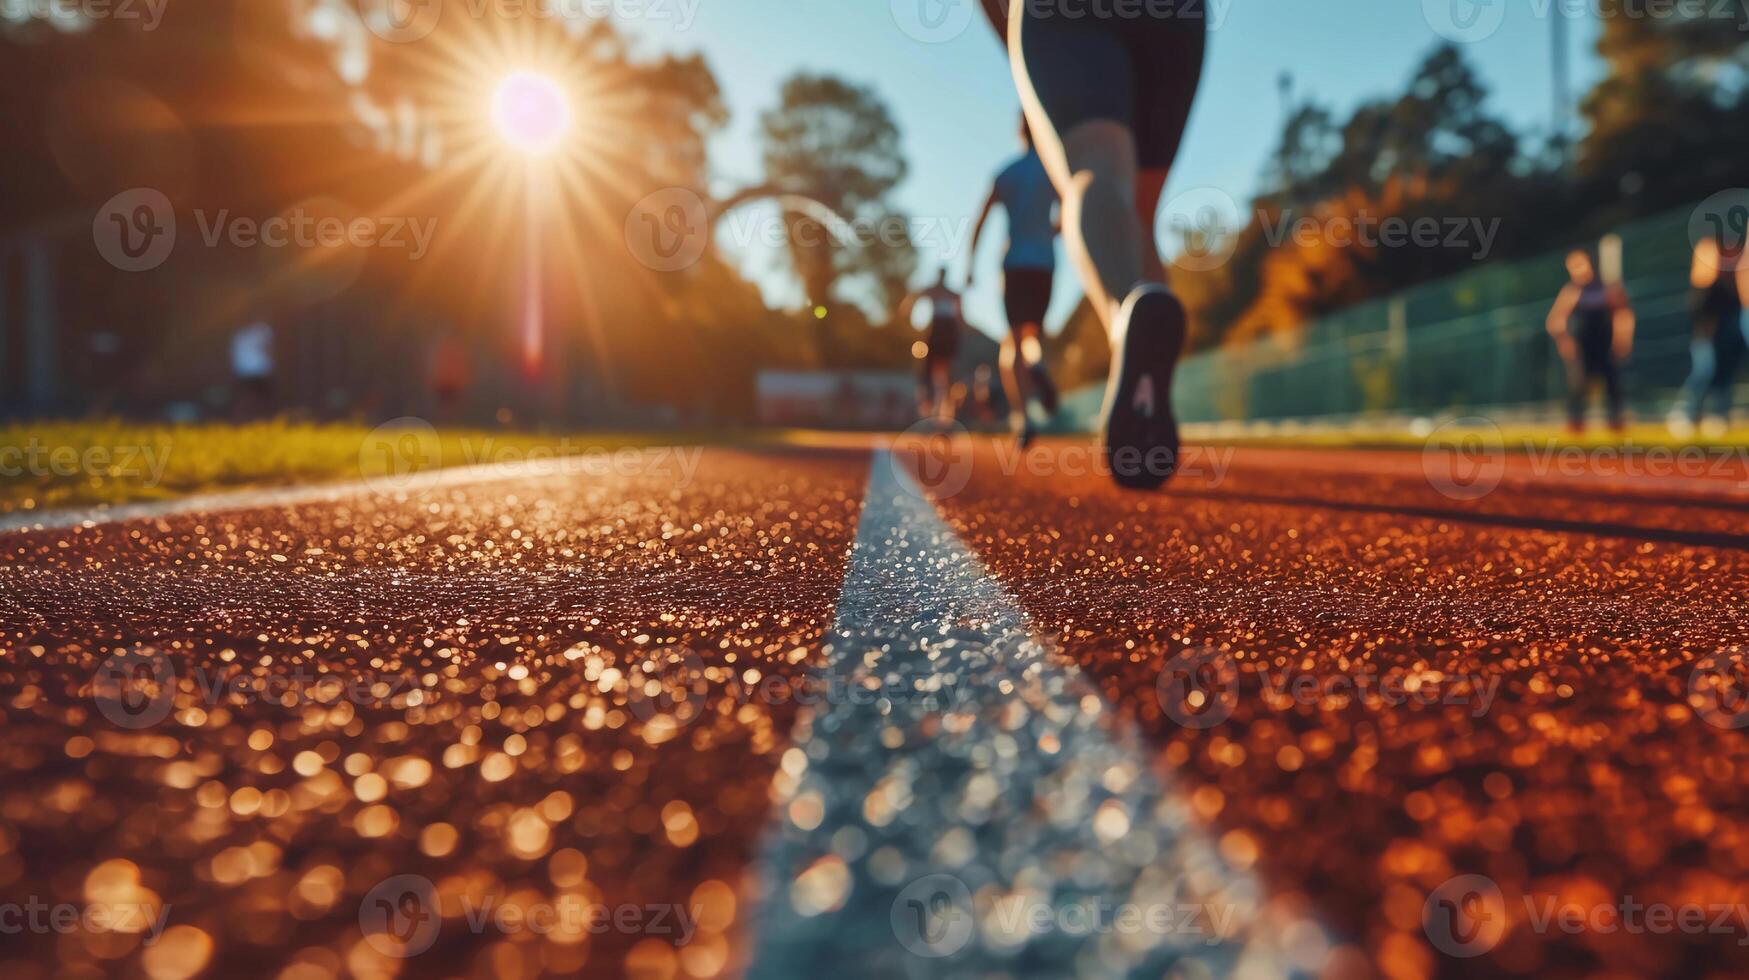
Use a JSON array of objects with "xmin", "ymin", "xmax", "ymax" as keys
[{"xmin": 1101, "ymin": 284, "xmax": 1185, "ymax": 490}]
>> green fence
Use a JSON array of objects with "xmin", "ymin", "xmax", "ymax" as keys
[{"xmin": 1163, "ymin": 204, "xmax": 1703, "ymax": 423}]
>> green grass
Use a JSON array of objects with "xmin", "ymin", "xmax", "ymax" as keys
[
  {"xmin": 13, "ymin": 417, "xmax": 1733, "ymax": 516},
  {"xmin": 0, "ymin": 420, "xmax": 742, "ymax": 515}
]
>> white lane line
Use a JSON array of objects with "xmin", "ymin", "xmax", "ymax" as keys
[
  {"xmin": 747, "ymin": 451, "xmax": 1318, "ymax": 978},
  {"xmin": 0, "ymin": 461, "xmax": 568, "ymax": 536}
]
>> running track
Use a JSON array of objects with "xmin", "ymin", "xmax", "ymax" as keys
[{"xmin": 2, "ymin": 438, "xmax": 1747, "ymax": 979}]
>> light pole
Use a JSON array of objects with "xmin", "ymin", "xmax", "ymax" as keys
[{"xmin": 1552, "ymin": 12, "xmax": 1572, "ymax": 167}]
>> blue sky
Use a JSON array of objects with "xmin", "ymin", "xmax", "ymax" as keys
[{"xmin": 624, "ymin": 1, "xmax": 1602, "ymax": 339}]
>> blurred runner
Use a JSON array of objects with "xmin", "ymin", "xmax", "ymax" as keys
[
  {"xmin": 1670, "ymin": 236, "xmax": 1748, "ymax": 438},
  {"xmin": 899, "ymin": 267, "xmax": 965, "ymax": 423},
  {"xmin": 429, "ymin": 332, "xmax": 472, "ymax": 424},
  {"xmin": 229, "ymin": 318, "xmax": 277, "ymax": 421},
  {"xmin": 969, "ymin": 364, "xmax": 999, "ymax": 425},
  {"xmin": 969, "ymin": 115, "xmax": 1061, "ymax": 448},
  {"xmin": 983, "ymin": 0, "xmax": 1205, "ymax": 488},
  {"xmin": 1547, "ymin": 248, "xmax": 1634, "ymax": 434}
]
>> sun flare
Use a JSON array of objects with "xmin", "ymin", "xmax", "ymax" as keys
[{"xmin": 491, "ymin": 70, "xmax": 572, "ymax": 154}]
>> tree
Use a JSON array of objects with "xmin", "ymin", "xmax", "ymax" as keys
[
  {"xmin": 1579, "ymin": 0, "xmax": 1749, "ymax": 214},
  {"xmin": 1176, "ymin": 43, "xmax": 1527, "ymax": 350},
  {"xmin": 758, "ymin": 73, "xmax": 918, "ymax": 331}
]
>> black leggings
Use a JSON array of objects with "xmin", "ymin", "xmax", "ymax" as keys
[
  {"xmin": 1013, "ymin": 0, "xmax": 1207, "ymax": 169},
  {"xmin": 1568, "ymin": 331, "xmax": 1623, "ymax": 428}
]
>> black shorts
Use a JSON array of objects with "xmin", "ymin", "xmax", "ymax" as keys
[
  {"xmin": 1003, "ymin": 267, "xmax": 1054, "ymax": 330},
  {"xmin": 1015, "ymin": 0, "xmax": 1207, "ymax": 169}
]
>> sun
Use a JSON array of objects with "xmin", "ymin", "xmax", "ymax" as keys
[{"xmin": 491, "ymin": 70, "xmax": 572, "ymax": 154}]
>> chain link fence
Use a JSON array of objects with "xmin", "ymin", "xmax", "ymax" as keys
[{"xmin": 1066, "ymin": 203, "xmax": 1711, "ymax": 428}]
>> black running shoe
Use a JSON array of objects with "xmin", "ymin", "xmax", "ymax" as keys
[{"xmin": 1101, "ymin": 284, "xmax": 1185, "ymax": 490}]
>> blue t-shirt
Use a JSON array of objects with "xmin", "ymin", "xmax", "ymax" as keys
[{"xmin": 993, "ymin": 150, "xmax": 1058, "ymax": 271}]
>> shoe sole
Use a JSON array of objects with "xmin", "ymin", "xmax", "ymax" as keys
[{"xmin": 1101, "ymin": 288, "xmax": 1185, "ymax": 491}]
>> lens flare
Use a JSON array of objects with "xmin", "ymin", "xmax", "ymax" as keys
[{"xmin": 491, "ymin": 70, "xmax": 571, "ymax": 153}]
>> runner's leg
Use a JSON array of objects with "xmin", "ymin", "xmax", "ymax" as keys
[
  {"xmin": 1000, "ymin": 334, "xmax": 1034, "ymax": 429},
  {"xmin": 1010, "ymin": 5, "xmax": 1202, "ymax": 332}
]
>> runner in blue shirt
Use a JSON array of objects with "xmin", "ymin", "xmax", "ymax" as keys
[{"xmin": 970, "ymin": 116, "xmax": 1061, "ymax": 448}]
